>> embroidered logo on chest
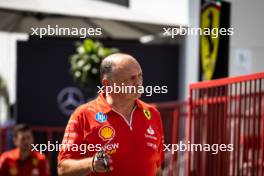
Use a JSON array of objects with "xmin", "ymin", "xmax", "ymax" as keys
[
  {"xmin": 147, "ymin": 125, "xmax": 155, "ymax": 135},
  {"xmin": 99, "ymin": 126, "xmax": 115, "ymax": 141},
  {"xmin": 96, "ymin": 112, "xmax": 108, "ymax": 123},
  {"xmin": 143, "ymin": 109, "xmax": 151, "ymax": 120},
  {"xmin": 145, "ymin": 125, "xmax": 158, "ymax": 140}
]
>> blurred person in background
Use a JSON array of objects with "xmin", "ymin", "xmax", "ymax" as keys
[{"xmin": 0, "ymin": 124, "xmax": 50, "ymax": 176}]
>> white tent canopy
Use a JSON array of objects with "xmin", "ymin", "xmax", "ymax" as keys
[
  {"xmin": 0, "ymin": 0, "xmax": 188, "ymax": 104},
  {"xmin": 0, "ymin": 0, "xmax": 188, "ymax": 26},
  {"xmin": 0, "ymin": 9, "xmax": 184, "ymax": 41}
]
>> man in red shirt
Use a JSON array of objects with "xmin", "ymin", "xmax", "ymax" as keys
[
  {"xmin": 0, "ymin": 124, "xmax": 49, "ymax": 176},
  {"xmin": 57, "ymin": 53, "xmax": 164, "ymax": 176}
]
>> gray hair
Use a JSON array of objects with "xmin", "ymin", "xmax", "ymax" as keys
[{"xmin": 100, "ymin": 58, "xmax": 115, "ymax": 80}]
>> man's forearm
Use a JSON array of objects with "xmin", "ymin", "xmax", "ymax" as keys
[{"xmin": 57, "ymin": 157, "xmax": 93, "ymax": 176}]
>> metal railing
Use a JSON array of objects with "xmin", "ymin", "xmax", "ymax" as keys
[{"xmin": 187, "ymin": 72, "xmax": 264, "ymax": 176}]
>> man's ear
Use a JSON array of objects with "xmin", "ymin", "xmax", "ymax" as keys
[{"xmin": 101, "ymin": 79, "xmax": 110, "ymax": 87}]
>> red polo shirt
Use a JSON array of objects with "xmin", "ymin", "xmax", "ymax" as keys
[
  {"xmin": 0, "ymin": 148, "xmax": 49, "ymax": 176},
  {"xmin": 58, "ymin": 93, "xmax": 164, "ymax": 176}
]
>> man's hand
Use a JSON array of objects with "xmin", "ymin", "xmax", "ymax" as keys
[
  {"xmin": 57, "ymin": 152, "xmax": 113, "ymax": 176},
  {"xmin": 156, "ymin": 167, "xmax": 163, "ymax": 176},
  {"xmin": 92, "ymin": 151, "xmax": 113, "ymax": 173}
]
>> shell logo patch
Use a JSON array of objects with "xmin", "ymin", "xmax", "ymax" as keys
[
  {"xmin": 96, "ymin": 112, "xmax": 107, "ymax": 123},
  {"xmin": 9, "ymin": 167, "xmax": 17, "ymax": 175},
  {"xmin": 99, "ymin": 126, "xmax": 115, "ymax": 141},
  {"xmin": 143, "ymin": 109, "xmax": 151, "ymax": 120}
]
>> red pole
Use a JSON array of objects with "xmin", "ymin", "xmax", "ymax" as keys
[
  {"xmin": 218, "ymin": 86, "xmax": 223, "ymax": 176},
  {"xmin": 213, "ymin": 87, "xmax": 218, "ymax": 176},
  {"xmin": 200, "ymin": 89, "xmax": 205, "ymax": 176},
  {"xmin": 209, "ymin": 88, "xmax": 214, "ymax": 176},
  {"xmin": 227, "ymin": 84, "xmax": 232, "ymax": 175},
  {"xmin": 256, "ymin": 79, "xmax": 262, "ymax": 176},
  {"xmin": 252, "ymin": 80, "xmax": 257, "ymax": 176},
  {"xmin": 246, "ymin": 81, "xmax": 252, "ymax": 176},
  {"xmin": 204, "ymin": 88, "xmax": 209, "ymax": 176},
  {"xmin": 169, "ymin": 110, "xmax": 179, "ymax": 176},
  {"xmin": 186, "ymin": 88, "xmax": 193, "ymax": 176},
  {"xmin": 242, "ymin": 81, "xmax": 248, "ymax": 176},
  {"xmin": 196, "ymin": 89, "xmax": 201, "ymax": 176},
  {"xmin": 259, "ymin": 79, "xmax": 264, "ymax": 176},
  {"xmin": 232, "ymin": 83, "xmax": 237, "ymax": 176},
  {"xmin": 237, "ymin": 82, "xmax": 242, "ymax": 176},
  {"xmin": 221, "ymin": 86, "xmax": 227, "ymax": 175}
]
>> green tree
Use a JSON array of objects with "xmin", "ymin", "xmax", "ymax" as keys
[
  {"xmin": 0, "ymin": 75, "xmax": 8, "ymax": 105},
  {"xmin": 69, "ymin": 39, "xmax": 119, "ymax": 90}
]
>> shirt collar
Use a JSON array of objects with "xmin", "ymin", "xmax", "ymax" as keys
[
  {"xmin": 13, "ymin": 148, "xmax": 33, "ymax": 161},
  {"xmin": 96, "ymin": 93, "xmax": 149, "ymax": 114},
  {"xmin": 13, "ymin": 148, "xmax": 20, "ymax": 159},
  {"xmin": 96, "ymin": 93, "xmax": 112, "ymax": 114}
]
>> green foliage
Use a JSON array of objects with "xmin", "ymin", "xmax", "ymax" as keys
[
  {"xmin": 69, "ymin": 39, "xmax": 119, "ymax": 88},
  {"xmin": 0, "ymin": 75, "xmax": 9, "ymax": 105}
]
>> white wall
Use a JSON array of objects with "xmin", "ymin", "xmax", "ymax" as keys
[
  {"xmin": 179, "ymin": 0, "xmax": 200, "ymax": 100},
  {"xmin": 130, "ymin": 0, "xmax": 189, "ymax": 26},
  {"xmin": 0, "ymin": 0, "xmax": 189, "ymax": 26},
  {"xmin": 227, "ymin": 0, "xmax": 264, "ymax": 76},
  {"xmin": 0, "ymin": 32, "xmax": 28, "ymax": 105}
]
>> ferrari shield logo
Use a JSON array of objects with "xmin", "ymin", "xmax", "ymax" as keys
[
  {"xmin": 201, "ymin": 4, "xmax": 220, "ymax": 80},
  {"xmin": 143, "ymin": 109, "xmax": 151, "ymax": 120}
]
